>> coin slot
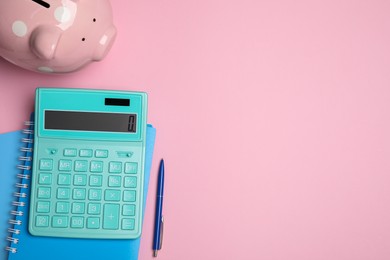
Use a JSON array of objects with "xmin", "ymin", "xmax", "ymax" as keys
[{"xmin": 32, "ymin": 0, "xmax": 50, "ymax": 8}]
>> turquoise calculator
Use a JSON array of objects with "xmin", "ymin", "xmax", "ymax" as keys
[{"xmin": 28, "ymin": 88, "xmax": 147, "ymax": 239}]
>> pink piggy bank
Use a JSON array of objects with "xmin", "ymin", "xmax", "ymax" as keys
[{"xmin": 0, "ymin": 0, "xmax": 117, "ymax": 74}]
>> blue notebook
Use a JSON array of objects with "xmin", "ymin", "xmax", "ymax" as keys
[
  {"xmin": 2, "ymin": 122, "xmax": 156, "ymax": 260},
  {"xmin": 0, "ymin": 131, "xmax": 23, "ymax": 260}
]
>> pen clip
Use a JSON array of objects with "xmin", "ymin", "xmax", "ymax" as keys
[{"xmin": 159, "ymin": 216, "xmax": 164, "ymax": 250}]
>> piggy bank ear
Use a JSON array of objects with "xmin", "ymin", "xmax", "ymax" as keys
[
  {"xmin": 30, "ymin": 26, "xmax": 62, "ymax": 60},
  {"xmin": 93, "ymin": 25, "xmax": 117, "ymax": 61}
]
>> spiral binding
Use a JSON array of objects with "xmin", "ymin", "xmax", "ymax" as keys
[
  {"xmin": 10, "ymin": 210, "xmax": 24, "ymax": 216},
  {"xmin": 16, "ymin": 173, "xmax": 30, "ymax": 180},
  {"xmin": 17, "ymin": 165, "xmax": 31, "ymax": 171},
  {"xmin": 5, "ymin": 121, "xmax": 34, "ymax": 254},
  {"xmin": 20, "ymin": 147, "xmax": 33, "ymax": 153},
  {"xmin": 12, "ymin": 201, "xmax": 25, "ymax": 207},
  {"xmin": 13, "ymin": 192, "xmax": 27, "ymax": 198},
  {"xmin": 15, "ymin": 183, "xmax": 28, "ymax": 189}
]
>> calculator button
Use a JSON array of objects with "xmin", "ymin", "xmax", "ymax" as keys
[
  {"xmin": 103, "ymin": 204, "xmax": 119, "ymax": 229},
  {"xmin": 36, "ymin": 215, "xmax": 49, "ymax": 227},
  {"xmin": 36, "ymin": 201, "xmax": 50, "ymax": 213},
  {"xmin": 116, "ymin": 151, "xmax": 133, "ymax": 158},
  {"xmin": 88, "ymin": 189, "xmax": 102, "ymax": 201},
  {"xmin": 74, "ymin": 160, "xmax": 88, "ymax": 172},
  {"xmin": 37, "ymin": 187, "xmax": 51, "ymax": 199},
  {"xmin": 95, "ymin": 149, "xmax": 108, "ymax": 158},
  {"xmin": 39, "ymin": 159, "xmax": 53, "ymax": 171},
  {"xmin": 73, "ymin": 188, "xmax": 86, "ymax": 200},
  {"xmin": 80, "ymin": 149, "xmax": 93, "ymax": 157},
  {"xmin": 89, "ymin": 175, "xmax": 102, "ymax": 187},
  {"xmin": 124, "ymin": 162, "xmax": 138, "ymax": 174},
  {"xmin": 105, "ymin": 189, "xmax": 121, "ymax": 201},
  {"xmin": 57, "ymin": 188, "xmax": 70, "ymax": 199},
  {"xmin": 56, "ymin": 202, "xmax": 70, "ymax": 213},
  {"xmin": 73, "ymin": 174, "xmax": 87, "ymax": 186},
  {"xmin": 64, "ymin": 148, "xmax": 77, "ymax": 157},
  {"xmin": 52, "ymin": 216, "xmax": 69, "ymax": 228},
  {"xmin": 58, "ymin": 160, "xmax": 72, "ymax": 171},
  {"xmin": 123, "ymin": 190, "xmax": 136, "ymax": 202},
  {"xmin": 109, "ymin": 162, "xmax": 122, "ymax": 173},
  {"xmin": 122, "ymin": 218, "xmax": 135, "ymax": 230},
  {"xmin": 90, "ymin": 161, "xmax": 103, "ymax": 173},
  {"xmin": 58, "ymin": 174, "xmax": 71, "ymax": 185},
  {"xmin": 72, "ymin": 202, "xmax": 85, "ymax": 214},
  {"xmin": 38, "ymin": 173, "xmax": 52, "ymax": 185},
  {"xmin": 122, "ymin": 204, "xmax": 135, "ymax": 216},
  {"xmin": 88, "ymin": 203, "xmax": 101, "ymax": 215},
  {"xmin": 108, "ymin": 176, "xmax": 121, "ymax": 187},
  {"xmin": 87, "ymin": 217, "xmax": 100, "ymax": 229},
  {"xmin": 71, "ymin": 217, "xmax": 84, "ymax": 228},
  {"xmin": 124, "ymin": 176, "xmax": 137, "ymax": 188}
]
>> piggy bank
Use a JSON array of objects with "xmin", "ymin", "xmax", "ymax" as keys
[{"xmin": 0, "ymin": 0, "xmax": 117, "ymax": 74}]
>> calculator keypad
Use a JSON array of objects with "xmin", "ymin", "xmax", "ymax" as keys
[{"xmin": 30, "ymin": 142, "xmax": 143, "ymax": 239}]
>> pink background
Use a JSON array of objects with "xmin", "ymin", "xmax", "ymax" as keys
[{"xmin": 1, "ymin": 0, "xmax": 390, "ymax": 259}]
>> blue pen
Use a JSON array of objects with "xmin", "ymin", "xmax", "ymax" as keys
[{"xmin": 153, "ymin": 159, "xmax": 164, "ymax": 257}]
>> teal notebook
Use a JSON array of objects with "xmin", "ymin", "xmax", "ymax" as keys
[{"xmin": 3, "ymin": 121, "xmax": 156, "ymax": 260}]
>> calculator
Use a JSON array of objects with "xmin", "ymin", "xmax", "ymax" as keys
[{"xmin": 28, "ymin": 88, "xmax": 147, "ymax": 239}]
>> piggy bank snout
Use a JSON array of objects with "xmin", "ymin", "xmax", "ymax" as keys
[
  {"xmin": 93, "ymin": 25, "xmax": 117, "ymax": 61},
  {"xmin": 30, "ymin": 26, "xmax": 62, "ymax": 60}
]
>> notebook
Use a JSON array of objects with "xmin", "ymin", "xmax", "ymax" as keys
[
  {"xmin": 0, "ymin": 131, "xmax": 23, "ymax": 260},
  {"xmin": 3, "ymin": 119, "xmax": 156, "ymax": 260}
]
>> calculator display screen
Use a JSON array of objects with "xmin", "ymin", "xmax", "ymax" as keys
[{"xmin": 44, "ymin": 110, "xmax": 137, "ymax": 133}]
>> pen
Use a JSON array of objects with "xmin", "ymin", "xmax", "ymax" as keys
[{"xmin": 153, "ymin": 159, "xmax": 165, "ymax": 257}]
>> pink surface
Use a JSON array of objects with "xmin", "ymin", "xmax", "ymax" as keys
[{"xmin": 1, "ymin": 0, "xmax": 390, "ymax": 259}]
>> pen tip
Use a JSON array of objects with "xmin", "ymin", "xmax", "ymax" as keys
[{"xmin": 153, "ymin": 250, "xmax": 158, "ymax": 257}]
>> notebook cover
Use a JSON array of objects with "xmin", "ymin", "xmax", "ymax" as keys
[
  {"xmin": 0, "ymin": 131, "xmax": 24, "ymax": 260},
  {"xmin": 5, "ymin": 125, "xmax": 156, "ymax": 260}
]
